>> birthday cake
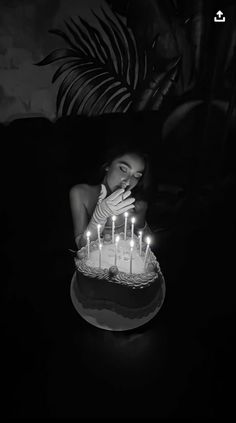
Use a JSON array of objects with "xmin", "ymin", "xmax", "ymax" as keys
[{"xmin": 74, "ymin": 232, "xmax": 165, "ymax": 320}]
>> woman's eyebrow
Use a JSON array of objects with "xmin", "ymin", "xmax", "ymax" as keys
[{"xmin": 119, "ymin": 161, "xmax": 144, "ymax": 173}]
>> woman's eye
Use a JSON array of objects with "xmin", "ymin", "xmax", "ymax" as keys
[
  {"xmin": 120, "ymin": 166, "xmax": 127, "ymax": 173},
  {"xmin": 134, "ymin": 174, "xmax": 142, "ymax": 179}
]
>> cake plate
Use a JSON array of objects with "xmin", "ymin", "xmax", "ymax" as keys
[{"xmin": 70, "ymin": 272, "xmax": 166, "ymax": 331}]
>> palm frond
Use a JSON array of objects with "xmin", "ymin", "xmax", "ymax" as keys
[
  {"xmin": 102, "ymin": 7, "xmax": 138, "ymax": 89},
  {"xmin": 35, "ymin": 48, "xmax": 80, "ymax": 66},
  {"xmin": 52, "ymin": 59, "xmax": 92, "ymax": 83},
  {"xmin": 91, "ymin": 10, "xmax": 123, "ymax": 78},
  {"xmin": 78, "ymin": 16, "xmax": 108, "ymax": 64},
  {"xmin": 48, "ymin": 29, "xmax": 85, "ymax": 57},
  {"xmin": 132, "ymin": 56, "xmax": 181, "ymax": 111},
  {"xmin": 36, "ymin": 5, "xmax": 180, "ymax": 116}
]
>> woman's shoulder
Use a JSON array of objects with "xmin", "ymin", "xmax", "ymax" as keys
[
  {"xmin": 70, "ymin": 183, "xmax": 100, "ymax": 195},
  {"xmin": 70, "ymin": 184, "xmax": 101, "ymax": 208}
]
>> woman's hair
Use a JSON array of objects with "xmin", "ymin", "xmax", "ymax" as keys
[{"xmin": 97, "ymin": 142, "xmax": 152, "ymax": 201}]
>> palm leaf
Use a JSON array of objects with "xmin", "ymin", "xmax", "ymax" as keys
[
  {"xmin": 36, "ymin": 5, "xmax": 180, "ymax": 116},
  {"xmin": 71, "ymin": 76, "xmax": 115, "ymax": 115},
  {"xmin": 101, "ymin": 8, "xmax": 130, "ymax": 87},
  {"xmin": 87, "ymin": 81, "xmax": 123, "ymax": 115},
  {"xmin": 79, "ymin": 16, "xmax": 116, "ymax": 72},
  {"xmin": 91, "ymin": 10, "xmax": 123, "ymax": 78},
  {"xmin": 48, "ymin": 28, "xmax": 85, "ymax": 56},
  {"xmin": 132, "ymin": 56, "xmax": 181, "ymax": 111},
  {"xmin": 78, "ymin": 16, "xmax": 108, "ymax": 64},
  {"xmin": 55, "ymin": 63, "xmax": 93, "ymax": 113},
  {"xmin": 35, "ymin": 48, "xmax": 80, "ymax": 66},
  {"xmin": 100, "ymin": 88, "xmax": 131, "ymax": 113},
  {"xmin": 102, "ymin": 7, "xmax": 138, "ymax": 89},
  {"xmin": 69, "ymin": 71, "xmax": 112, "ymax": 115},
  {"xmin": 65, "ymin": 19, "xmax": 97, "ymax": 60},
  {"xmin": 52, "ymin": 59, "xmax": 92, "ymax": 83},
  {"xmin": 61, "ymin": 67, "xmax": 106, "ymax": 115}
]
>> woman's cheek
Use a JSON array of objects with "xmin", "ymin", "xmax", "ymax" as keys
[{"xmin": 132, "ymin": 178, "xmax": 139, "ymax": 188}]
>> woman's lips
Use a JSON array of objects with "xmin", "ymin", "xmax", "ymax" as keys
[{"xmin": 121, "ymin": 183, "xmax": 129, "ymax": 189}]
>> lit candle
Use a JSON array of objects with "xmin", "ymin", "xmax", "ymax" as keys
[
  {"xmin": 112, "ymin": 215, "xmax": 116, "ymax": 243},
  {"xmin": 99, "ymin": 242, "xmax": 102, "ymax": 268},
  {"xmin": 130, "ymin": 239, "xmax": 134, "ymax": 274},
  {"xmin": 97, "ymin": 224, "xmax": 101, "ymax": 243},
  {"xmin": 86, "ymin": 231, "xmax": 91, "ymax": 258},
  {"xmin": 139, "ymin": 231, "xmax": 143, "ymax": 256},
  {"xmin": 114, "ymin": 235, "xmax": 120, "ymax": 266},
  {"xmin": 131, "ymin": 217, "xmax": 135, "ymax": 241},
  {"xmin": 124, "ymin": 212, "xmax": 128, "ymax": 240},
  {"xmin": 144, "ymin": 236, "xmax": 151, "ymax": 269}
]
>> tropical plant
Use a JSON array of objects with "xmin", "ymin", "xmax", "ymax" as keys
[
  {"xmin": 105, "ymin": 0, "xmax": 236, "ymax": 183},
  {"xmin": 35, "ymin": 6, "xmax": 181, "ymax": 117},
  {"xmin": 107, "ymin": 0, "xmax": 236, "ymax": 103}
]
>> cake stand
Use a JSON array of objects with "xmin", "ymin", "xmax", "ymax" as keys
[{"xmin": 70, "ymin": 272, "xmax": 166, "ymax": 331}]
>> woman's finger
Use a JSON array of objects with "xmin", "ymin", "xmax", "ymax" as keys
[
  {"xmin": 110, "ymin": 190, "xmax": 132, "ymax": 206},
  {"xmin": 117, "ymin": 204, "xmax": 135, "ymax": 214},
  {"xmin": 108, "ymin": 188, "xmax": 124, "ymax": 201},
  {"xmin": 112, "ymin": 194, "xmax": 124, "ymax": 206},
  {"xmin": 116, "ymin": 197, "xmax": 135, "ymax": 209},
  {"xmin": 123, "ymin": 190, "xmax": 132, "ymax": 200},
  {"xmin": 112, "ymin": 191, "xmax": 130, "ymax": 205}
]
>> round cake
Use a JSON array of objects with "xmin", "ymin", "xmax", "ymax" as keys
[{"xmin": 73, "ymin": 232, "xmax": 165, "ymax": 327}]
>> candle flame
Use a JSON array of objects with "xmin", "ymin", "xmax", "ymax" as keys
[
  {"xmin": 131, "ymin": 217, "xmax": 135, "ymax": 223},
  {"xmin": 97, "ymin": 224, "xmax": 101, "ymax": 229},
  {"xmin": 130, "ymin": 240, "xmax": 134, "ymax": 248},
  {"xmin": 139, "ymin": 231, "xmax": 142, "ymax": 236},
  {"xmin": 86, "ymin": 231, "xmax": 91, "ymax": 237},
  {"xmin": 112, "ymin": 215, "xmax": 116, "ymax": 221},
  {"xmin": 99, "ymin": 243, "xmax": 102, "ymax": 250},
  {"xmin": 146, "ymin": 236, "xmax": 151, "ymax": 245},
  {"xmin": 124, "ymin": 212, "xmax": 128, "ymax": 218},
  {"xmin": 115, "ymin": 235, "xmax": 120, "ymax": 243}
]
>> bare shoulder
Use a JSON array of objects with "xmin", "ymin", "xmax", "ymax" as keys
[
  {"xmin": 70, "ymin": 184, "xmax": 100, "ymax": 208},
  {"xmin": 70, "ymin": 183, "xmax": 89, "ymax": 195}
]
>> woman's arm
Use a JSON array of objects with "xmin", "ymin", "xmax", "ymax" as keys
[
  {"xmin": 70, "ymin": 185, "xmax": 97, "ymax": 249},
  {"xmin": 133, "ymin": 200, "xmax": 153, "ymax": 237},
  {"xmin": 70, "ymin": 184, "xmax": 136, "ymax": 249}
]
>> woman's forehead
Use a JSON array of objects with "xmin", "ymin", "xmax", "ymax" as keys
[{"xmin": 114, "ymin": 153, "xmax": 145, "ymax": 171}]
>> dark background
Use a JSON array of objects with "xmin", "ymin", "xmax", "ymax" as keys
[
  {"xmin": 1, "ymin": 109, "xmax": 236, "ymax": 419},
  {"xmin": 1, "ymin": 0, "xmax": 236, "ymax": 419}
]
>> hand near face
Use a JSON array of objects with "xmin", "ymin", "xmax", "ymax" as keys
[{"xmin": 103, "ymin": 188, "xmax": 135, "ymax": 216}]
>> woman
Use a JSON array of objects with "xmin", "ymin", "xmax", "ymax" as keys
[{"xmin": 70, "ymin": 143, "xmax": 153, "ymax": 249}]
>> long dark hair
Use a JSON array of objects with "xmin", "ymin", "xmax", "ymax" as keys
[{"xmin": 97, "ymin": 141, "xmax": 152, "ymax": 202}]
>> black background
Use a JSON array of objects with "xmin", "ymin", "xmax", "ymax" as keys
[
  {"xmin": 1, "ymin": 109, "xmax": 236, "ymax": 419},
  {"xmin": 1, "ymin": 0, "xmax": 236, "ymax": 418}
]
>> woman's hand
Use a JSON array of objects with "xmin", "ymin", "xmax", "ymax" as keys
[
  {"xmin": 95, "ymin": 188, "xmax": 135, "ymax": 223},
  {"xmin": 82, "ymin": 186, "xmax": 135, "ymax": 246}
]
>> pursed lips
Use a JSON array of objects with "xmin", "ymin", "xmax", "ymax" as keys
[{"xmin": 121, "ymin": 182, "xmax": 129, "ymax": 189}]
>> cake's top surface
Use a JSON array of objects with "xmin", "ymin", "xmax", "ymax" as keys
[{"xmin": 75, "ymin": 232, "xmax": 160, "ymax": 288}]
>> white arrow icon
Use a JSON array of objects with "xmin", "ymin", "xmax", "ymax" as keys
[{"xmin": 214, "ymin": 10, "xmax": 225, "ymax": 22}]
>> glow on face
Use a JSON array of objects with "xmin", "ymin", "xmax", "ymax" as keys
[{"xmin": 106, "ymin": 153, "xmax": 145, "ymax": 192}]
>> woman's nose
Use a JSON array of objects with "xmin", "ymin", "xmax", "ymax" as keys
[{"xmin": 122, "ymin": 178, "xmax": 130, "ymax": 186}]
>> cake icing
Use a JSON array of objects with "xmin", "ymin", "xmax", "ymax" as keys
[{"xmin": 74, "ymin": 232, "xmax": 165, "ymax": 320}]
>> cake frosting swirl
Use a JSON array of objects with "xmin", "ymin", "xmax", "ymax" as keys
[
  {"xmin": 74, "ymin": 232, "xmax": 165, "ymax": 317},
  {"xmin": 75, "ymin": 232, "xmax": 159, "ymax": 287}
]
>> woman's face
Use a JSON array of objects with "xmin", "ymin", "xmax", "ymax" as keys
[{"xmin": 105, "ymin": 153, "xmax": 145, "ymax": 192}]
